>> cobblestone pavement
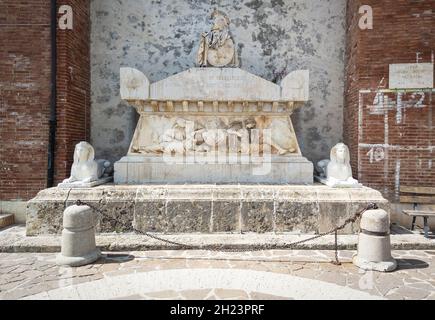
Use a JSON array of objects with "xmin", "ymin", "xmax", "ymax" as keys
[{"xmin": 0, "ymin": 250, "xmax": 434, "ymax": 300}]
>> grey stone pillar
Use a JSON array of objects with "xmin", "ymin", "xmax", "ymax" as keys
[
  {"xmin": 353, "ymin": 209, "xmax": 397, "ymax": 272},
  {"xmin": 56, "ymin": 205, "xmax": 101, "ymax": 267}
]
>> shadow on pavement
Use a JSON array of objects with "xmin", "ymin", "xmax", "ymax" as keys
[
  {"xmin": 97, "ymin": 253, "xmax": 135, "ymax": 264},
  {"xmin": 396, "ymin": 259, "xmax": 429, "ymax": 270}
]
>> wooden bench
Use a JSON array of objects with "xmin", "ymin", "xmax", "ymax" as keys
[
  {"xmin": 400, "ymin": 186, "xmax": 435, "ymax": 238},
  {"xmin": 0, "ymin": 214, "xmax": 15, "ymax": 229}
]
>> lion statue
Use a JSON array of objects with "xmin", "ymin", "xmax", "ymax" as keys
[
  {"xmin": 316, "ymin": 143, "xmax": 360, "ymax": 187},
  {"xmin": 62, "ymin": 142, "xmax": 111, "ymax": 185}
]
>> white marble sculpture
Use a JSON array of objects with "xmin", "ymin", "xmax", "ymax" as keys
[
  {"xmin": 115, "ymin": 10, "xmax": 313, "ymax": 184},
  {"xmin": 197, "ymin": 9, "xmax": 238, "ymax": 68},
  {"xmin": 316, "ymin": 143, "xmax": 362, "ymax": 188},
  {"xmin": 58, "ymin": 141, "xmax": 113, "ymax": 188}
]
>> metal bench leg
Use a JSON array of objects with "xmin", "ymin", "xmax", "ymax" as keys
[
  {"xmin": 423, "ymin": 217, "xmax": 429, "ymax": 238},
  {"xmin": 411, "ymin": 216, "xmax": 416, "ymax": 231}
]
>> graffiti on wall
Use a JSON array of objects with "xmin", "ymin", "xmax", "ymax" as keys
[{"xmin": 358, "ymin": 88, "xmax": 434, "ymax": 201}]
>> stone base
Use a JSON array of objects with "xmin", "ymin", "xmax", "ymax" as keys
[
  {"xmin": 0, "ymin": 200, "xmax": 27, "ymax": 224},
  {"xmin": 114, "ymin": 155, "xmax": 314, "ymax": 184},
  {"xmin": 352, "ymin": 255, "xmax": 397, "ymax": 272},
  {"xmin": 26, "ymin": 184, "xmax": 388, "ymax": 236},
  {"xmin": 315, "ymin": 176, "xmax": 363, "ymax": 188},
  {"xmin": 56, "ymin": 249, "xmax": 101, "ymax": 267},
  {"xmin": 58, "ymin": 176, "xmax": 113, "ymax": 189}
]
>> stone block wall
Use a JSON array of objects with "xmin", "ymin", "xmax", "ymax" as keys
[{"xmin": 344, "ymin": 0, "xmax": 434, "ymax": 201}]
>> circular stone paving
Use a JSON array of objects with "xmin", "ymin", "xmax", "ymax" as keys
[{"xmin": 24, "ymin": 269, "xmax": 383, "ymax": 300}]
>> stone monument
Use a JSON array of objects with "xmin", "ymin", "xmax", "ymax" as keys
[
  {"xmin": 115, "ymin": 10, "xmax": 312, "ymax": 184},
  {"xmin": 26, "ymin": 10, "xmax": 389, "ymax": 237}
]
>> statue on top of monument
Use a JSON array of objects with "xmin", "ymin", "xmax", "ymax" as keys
[{"xmin": 196, "ymin": 9, "xmax": 239, "ymax": 68}]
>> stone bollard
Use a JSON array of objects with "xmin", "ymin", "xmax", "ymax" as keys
[
  {"xmin": 56, "ymin": 205, "xmax": 101, "ymax": 267},
  {"xmin": 353, "ymin": 209, "xmax": 397, "ymax": 272}
]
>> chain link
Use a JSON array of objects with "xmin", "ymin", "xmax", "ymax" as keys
[{"xmin": 75, "ymin": 199, "xmax": 378, "ymax": 265}]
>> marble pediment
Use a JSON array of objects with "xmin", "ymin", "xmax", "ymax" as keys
[
  {"xmin": 150, "ymin": 68, "xmax": 280, "ymax": 102},
  {"xmin": 121, "ymin": 67, "xmax": 309, "ymax": 103}
]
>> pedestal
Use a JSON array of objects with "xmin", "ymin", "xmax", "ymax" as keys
[{"xmin": 114, "ymin": 155, "xmax": 313, "ymax": 184}]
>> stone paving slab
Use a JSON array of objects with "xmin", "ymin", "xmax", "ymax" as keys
[
  {"xmin": 0, "ymin": 225, "xmax": 434, "ymax": 253},
  {"xmin": 0, "ymin": 250, "xmax": 434, "ymax": 300}
]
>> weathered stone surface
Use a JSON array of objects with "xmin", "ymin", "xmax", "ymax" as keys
[
  {"xmin": 360, "ymin": 209, "xmax": 390, "ymax": 233},
  {"xmin": 318, "ymin": 202, "xmax": 353, "ymax": 234},
  {"xmin": 212, "ymin": 201, "xmax": 240, "ymax": 233},
  {"xmin": 275, "ymin": 201, "xmax": 318, "ymax": 233},
  {"xmin": 241, "ymin": 201, "xmax": 274, "ymax": 233},
  {"xmin": 134, "ymin": 201, "xmax": 167, "ymax": 232},
  {"xmin": 94, "ymin": 189, "xmax": 135, "ymax": 233},
  {"xmin": 57, "ymin": 205, "xmax": 101, "ymax": 267},
  {"xmin": 120, "ymin": 67, "xmax": 150, "ymax": 100},
  {"xmin": 281, "ymin": 70, "xmax": 309, "ymax": 101},
  {"xmin": 26, "ymin": 184, "xmax": 389, "ymax": 236},
  {"xmin": 353, "ymin": 209, "xmax": 397, "ymax": 272},
  {"xmin": 26, "ymin": 188, "xmax": 68, "ymax": 236},
  {"xmin": 166, "ymin": 201, "xmax": 212, "ymax": 233}
]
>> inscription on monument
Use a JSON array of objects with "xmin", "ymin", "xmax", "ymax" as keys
[
  {"xmin": 389, "ymin": 63, "xmax": 434, "ymax": 89},
  {"xmin": 150, "ymin": 68, "xmax": 281, "ymax": 101}
]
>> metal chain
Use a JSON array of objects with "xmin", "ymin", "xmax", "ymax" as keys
[
  {"xmin": 75, "ymin": 199, "xmax": 378, "ymax": 265},
  {"xmin": 332, "ymin": 230, "xmax": 340, "ymax": 265}
]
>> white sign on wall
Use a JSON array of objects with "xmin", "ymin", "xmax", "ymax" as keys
[{"xmin": 389, "ymin": 63, "xmax": 434, "ymax": 89}]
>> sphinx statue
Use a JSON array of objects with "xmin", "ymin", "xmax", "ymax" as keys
[
  {"xmin": 58, "ymin": 141, "xmax": 113, "ymax": 188},
  {"xmin": 316, "ymin": 143, "xmax": 362, "ymax": 188}
]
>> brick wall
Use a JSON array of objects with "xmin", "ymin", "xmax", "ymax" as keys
[
  {"xmin": 0, "ymin": 0, "xmax": 51, "ymax": 201},
  {"xmin": 55, "ymin": 0, "xmax": 91, "ymax": 184},
  {"xmin": 344, "ymin": 0, "xmax": 434, "ymax": 201},
  {"xmin": 0, "ymin": 0, "xmax": 90, "ymax": 201}
]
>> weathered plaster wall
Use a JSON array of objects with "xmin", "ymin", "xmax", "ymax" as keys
[{"xmin": 90, "ymin": 0, "xmax": 346, "ymax": 163}]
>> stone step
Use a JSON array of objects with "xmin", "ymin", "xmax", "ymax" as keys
[
  {"xmin": 0, "ymin": 214, "xmax": 15, "ymax": 229},
  {"xmin": 1, "ymin": 225, "xmax": 434, "ymax": 253}
]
